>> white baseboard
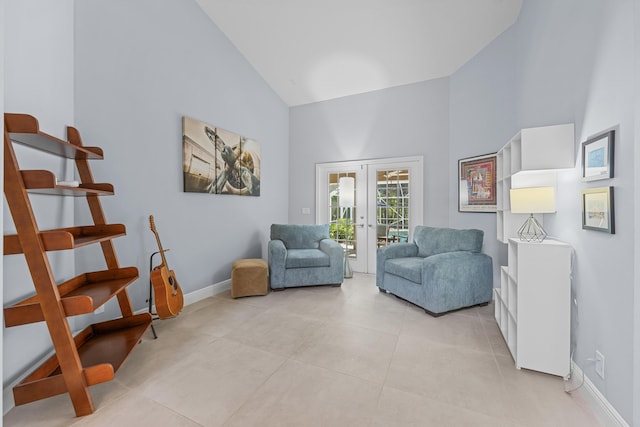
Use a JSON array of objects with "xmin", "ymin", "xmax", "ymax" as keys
[
  {"xmin": 184, "ymin": 278, "xmax": 231, "ymax": 305},
  {"xmin": 138, "ymin": 278, "xmax": 232, "ymax": 315},
  {"xmin": 3, "ymin": 278, "xmax": 231, "ymax": 416},
  {"xmin": 570, "ymin": 361, "xmax": 630, "ymax": 427}
]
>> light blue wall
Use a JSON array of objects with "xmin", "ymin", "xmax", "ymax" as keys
[
  {"xmin": 289, "ymin": 79, "xmax": 450, "ymax": 227},
  {"xmin": 635, "ymin": 0, "xmax": 640, "ymax": 423},
  {"xmin": 451, "ymin": 0, "xmax": 637, "ymax": 423},
  {"xmin": 516, "ymin": 1, "xmax": 635, "ymax": 423},
  {"xmin": 291, "ymin": 0, "xmax": 637, "ymax": 422},
  {"xmin": 2, "ymin": 0, "xmax": 289, "ymax": 398},
  {"xmin": 74, "ymin": 0, "xmax": 289, "ymax": 310},
  {"xmin": 3, "ymin": 0, "xmax": 76, "ymax": 389},
  {"xmin": 449, "ymin": 25, "xmax": 519, "ymax": 287},
  {"xmin": 1, "ymin": 0, "xmax": 5, "ymax": 416}
]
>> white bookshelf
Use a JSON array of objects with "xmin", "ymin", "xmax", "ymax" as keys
[
  {"xmin": 495, "ymin": 123, "xmax": 574, "ymax": 243},
  {"xmin": 494, "ymin": 124, "xmax": 575, "ymax": 377},
  {"xmin": 494, "ymin": 238, "xmax": 572, "ymax": 377}
]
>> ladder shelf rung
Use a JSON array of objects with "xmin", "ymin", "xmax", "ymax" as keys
[
  {"xmin": 20, "ymin": 170, "xmax": 114, "ymax": 196},
  {"xmin": 4, "ymin": 267, "xmax": 140, "ymax": 327},
  {"xmin": 4, "ymin": 224, "xmax": 127, "ymax": 255},
  {"xmin": 5, "ymin": 113, "xmax": 103, "ymax": 159},
  {"xmin": 13, "ymin": 313, "xmax": 152, "ymax": 406}
]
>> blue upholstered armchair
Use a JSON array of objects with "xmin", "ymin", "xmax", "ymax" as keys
[
  {"xmin": 376, "ymin": 226, "xmax": 493, "ymax": 316},
  {"xmin": 268, "ymin": 224, "xmax": 344, "ymax": 290}
]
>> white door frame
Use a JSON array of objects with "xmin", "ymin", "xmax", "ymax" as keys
[{"xmin": 316, "ymin": 156, "xmax": 423, "ymax": 274}]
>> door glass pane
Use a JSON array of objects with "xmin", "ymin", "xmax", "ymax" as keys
[
  {"xmin": 328, "ymin": 172, "xmax": 357, "ymax": 259},
  {"xmin": 376, "ymin": 169, "xmax": 409, "ymax": 248}
]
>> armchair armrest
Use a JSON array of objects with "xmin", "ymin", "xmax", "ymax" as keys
[
  {"xmin": 320, "ymin": 238, "xmax": 344, "ymax": 266},
  {"xmin": 320, "ymin": 239, "xmax": 346, "ymax": 283},
  {"xmin": 376, "ymin": 242, "xmax": 418, "ymax": 288},
  {"xmin": 320, "ymin": 239, "xmax": 344, "ymax": 284},
  {"xmin": 268, "ymin": 239, "xmax": 287, "ymax": 286}
]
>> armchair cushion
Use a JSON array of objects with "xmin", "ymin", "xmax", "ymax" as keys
[
  {"xmin": 270, "ymin": 224, "xmax": 329, "ymax": 249},
  {"xmin": 286, "ymin": 249, "xmax": 330, "ymax": 269},
  {"xmin": 413, "ymin": 226, "xmax": 483, "ymax": 257},
  {"xmin": 384, "ymin": 257, "xmax": 423, "ymax": 284}
]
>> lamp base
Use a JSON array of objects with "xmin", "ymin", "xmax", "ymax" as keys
[{"xmin": 517, "ymin": 214, "xmax": 547, "ymax": 242}]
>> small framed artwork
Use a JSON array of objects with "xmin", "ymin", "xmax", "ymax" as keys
[
  {"xmin": 581, "ymin": 187, "xmax": 614, "ymax": 234},
  {"xmin": 458, "ymin": 153, "xmax": 497, "ymax": 213},
  {"xmin": 582, "ymin": 130, "xmax": 614, "ymax": 181}
]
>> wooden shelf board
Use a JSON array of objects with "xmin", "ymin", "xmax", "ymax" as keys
[
  {"xmin": 27, "ymin": 185, "xmax": 114, "ymax": 197},
  {"xmin": 4, "ymin": 267, "xmax": 139, "ymax": 327},
  {"xmin": 5, "ymin": 113, "xmax": 103, "ymax": 159},
  {"xmin": 21, "ymin": 170, "xmax": 114, "ymax": 196},
  {"xmin": 13, "ymin": 313, "xmax": 152, "ymax": 406},
  {"xmin": 4, "ymin": 224, "xmax": 127, "ymax": 254}
]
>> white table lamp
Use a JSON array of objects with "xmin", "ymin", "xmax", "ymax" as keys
[{"xmin": 510, "ymin": 186, "xmax": 556, "ymax": 242}]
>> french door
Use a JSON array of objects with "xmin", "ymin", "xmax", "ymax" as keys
[{"xmin": 316, "ymin": 157, "xmax": 423, "ymax": 274}]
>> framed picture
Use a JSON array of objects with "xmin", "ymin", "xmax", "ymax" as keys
[
  {"xmin": 582, "ymin": 130, "xmax": 614, "ymax": 181},
  {"xmin": 182, "ymin": 116, "xmax": 261, "ymax": 196},
  {"xmin": 458, "ymin": 153, "xmax": 497, "ymax": 213},
  {"xmin": 581, "ymin": 187, "xmax": 614, "ymax": 234}
]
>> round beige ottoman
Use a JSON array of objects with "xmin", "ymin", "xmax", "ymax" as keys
[{"xmin": 231, "ymin": 258, "xmax": 269, "ymax": 298}]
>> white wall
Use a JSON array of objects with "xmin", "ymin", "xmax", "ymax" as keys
[
  {"xmin": 635, "ymin": 0, "xmax": 640, "ymax": 423},
  {"xmin": 289, "ymin": 79, "xmax": 450, "ymax": 228},
  {"xmin": 451, "ymin": 0, "xmax": 636, "ymax": 423},
  {"xmin": 1, "ymin": 0, "xmax": 5, "ymax": 418},
  {"xmin": 290, "ymin": 12, "xmax": 638, "ymax": 422},
  {"xmin": 3, "ymin": 0, "xmax": 289, "ymax": 405},
  {"xmin": 516, "ymin": 1, "xmax": 635, "ymax": 423},
  {"xmin": 449, "ymin": 25, "xmax": 519, "ymax": 287},
  {"xmin": 3, "ymin": 0, "xmax": 76, "ymax": 390},
  {"xmin": 73, "ymin": 0, "xmax": 289, "ymax": 309}
]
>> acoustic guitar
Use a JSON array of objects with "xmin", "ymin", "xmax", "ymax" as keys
[{"xmin": 149, "ymin": 215, "xmax": 184, "ymax": 319}]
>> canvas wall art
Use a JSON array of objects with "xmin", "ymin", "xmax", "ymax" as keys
[{"xmin": 182, "ymin": 116, "xmax": 260, "ymax": 196}]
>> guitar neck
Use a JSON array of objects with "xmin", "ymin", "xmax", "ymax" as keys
[{"xmin": 154, "ymin": 232, "xmax": 169, "ymax": 268}]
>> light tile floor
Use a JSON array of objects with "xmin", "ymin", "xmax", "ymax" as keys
[{"xmin": 4, "ymin": 274, "xmax": 604, "ymax": 427}]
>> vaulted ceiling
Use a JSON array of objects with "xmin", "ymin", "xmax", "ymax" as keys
[{"xmin": 196, "ymin": 0, "xmax": 523, "ymax": 106}]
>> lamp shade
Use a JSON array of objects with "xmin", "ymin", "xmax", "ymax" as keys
[
  {"xmin": 338, "ymin": 177, "xmax": 355, "ymax": 207},
  {"xmin": 510, "ymin": 187, "xmax": 556, "ymax": 214}
]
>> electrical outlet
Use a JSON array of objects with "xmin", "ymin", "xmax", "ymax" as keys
[{"xmin": 595, "ymin": 350, "xmax": 605, "ymax": 379}]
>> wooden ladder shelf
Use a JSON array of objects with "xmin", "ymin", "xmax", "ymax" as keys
[{"xmin": 3, "ymin": 113, "xmax": 151, "ymax": 416}]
